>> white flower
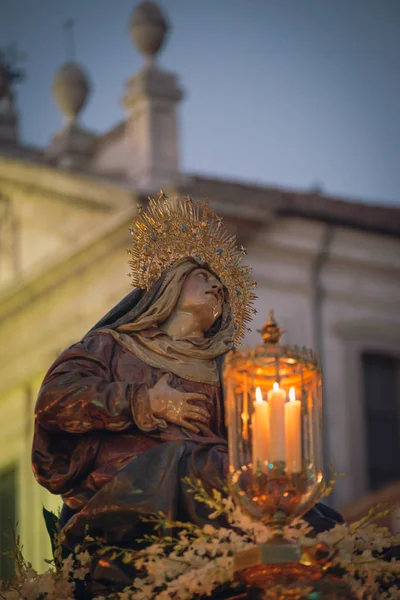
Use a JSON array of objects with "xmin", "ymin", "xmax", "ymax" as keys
[
  {"xmin": 24, "ymin": 567, "xmax": 38, "ymax": 581},
  {"xmin": 35, "ymin": 571, "xmax": 57, "ymax": 597},
  {"xmin": 146, "ymin": 543, "xmax": 164, "ymax": 555},
  {"xmin": 156, "ymin": 591, "xmax": 174, "ymax": 600},
  {"xmin": 21, "ymin": 579, "xmax": 40, "ymax": 600},
  {"xmin": 202, "ymin": 524, "xmax": 216, "ymax": 535},
  {"xmin": 133, "ymin": 584, "xmax": 159, "ymax": 600},
  {"xmin": 74, "ymin": 566, "xmax": 89, "ymax": 580},
  {"xmin": 134, "ymin": 557, "xmax": 146, "ymax": 570},
  {"xmin": 117, "ymin": 592, "xmax": 132, "ymax": 600},
  {"xmin": 54, "ymin": 576, "xmax": 76, "ymax": 599},
  {"xmin": 76, "ymin": 549, "xmax": 92, "ymax": 567},
  {"xmin": 61, "ymin": 553, "xmax": 75, "ymax": 577},
  {"xmin": 319, "ymin": 522, "xmax": 349, "ymax": 545}
]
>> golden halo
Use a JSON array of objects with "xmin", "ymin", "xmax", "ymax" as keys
[{"xmin": 128, "ymin": 192, "xmax": 258, "ymax": 342}]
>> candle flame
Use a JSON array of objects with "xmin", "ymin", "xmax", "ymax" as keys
[
  {"xmin": 273, "ymin": 382, "xmax": 279, "ymax": 391},
  {"xmin": 255, "ymin": 387, "xmax": 263, "ymax": 404},
  {"xmin": 289, "ymin": 387, "xmax": 296, "ymax": 402}
]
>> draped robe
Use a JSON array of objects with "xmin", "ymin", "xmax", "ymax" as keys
[{"xmin": 33, "ymin": 330, "xmax": 230, "ymax": 538}]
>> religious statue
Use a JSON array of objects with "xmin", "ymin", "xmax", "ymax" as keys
[{"xmin": 32, "ymin": 195, "xmax": 342, "ymax": 595}]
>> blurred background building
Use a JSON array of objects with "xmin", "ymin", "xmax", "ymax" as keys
[{"xmin": 0, "ymin": 0, "xmax": 399, "ymax": 578}]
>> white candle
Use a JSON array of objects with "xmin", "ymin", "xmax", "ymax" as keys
[
  {"xmin": 268, "ymin": 382, "xmax": 286, "ymax": 463},
  {"xmin": 285, "ymin": 387, "xmax": 302, "ymax": 473},
  {"xmin": 241, "ymin": 375, "xmax": 249, "ymax": 441},
  {"xmin": 252, "ymin": 387, "xmax": 270, "ymax": 471},
  {"xmin": 225, "ymin": 378, "xmax": 234, "ymax": 428}
]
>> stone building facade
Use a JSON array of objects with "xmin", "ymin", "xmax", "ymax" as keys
[{"xmin": 0, "ymin": 0, "xmax": 399, "ymax": 575}]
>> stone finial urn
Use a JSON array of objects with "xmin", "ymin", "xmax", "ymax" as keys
[
  {"xmin": 130, "ymin": 1, "xmax": 169, "ymax": 63},
  {"xmin": 52, "ymin": 62, "xmax": 90, "ymax": 123}
]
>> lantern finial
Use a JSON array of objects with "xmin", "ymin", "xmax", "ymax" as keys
[{"xmin": 259, "ymin": 309, "xmax": 283, "ymax": 344}]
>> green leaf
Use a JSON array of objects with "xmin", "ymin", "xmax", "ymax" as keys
[{"xmin": 42, "ymin": 506, "xmax": 59, "ymax": 559}]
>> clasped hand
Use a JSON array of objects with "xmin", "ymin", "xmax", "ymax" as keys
[{"xmin": 148, "ymin": 373, "xmax": 211, "ymax": 433}]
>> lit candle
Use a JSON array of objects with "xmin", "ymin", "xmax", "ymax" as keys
[
  {"xmin": 268, "ymin": 382, "xmax": 286, "ymax": 463},
  {"xmin": 225, "ymin": 378, "xmax": 234, "ymax": 428},
  {"xmin": 252, "ymin": 387, "xmax": 270, "ymax": 471},
  {"xmin": 242, "ymin": 375, "xmax": 249, "ymax": 441},
  {"xmin": 241, "ymin": 411, "xmax": 249, "ymax": 441},
  {"xmin": 285, "ymin": 387, "xmax": 302, "ymax": 473}
]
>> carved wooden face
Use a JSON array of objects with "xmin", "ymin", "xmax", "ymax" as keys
[{"xmin": 176, "ymin": 268, "xmax": 224, "ymax": 332}]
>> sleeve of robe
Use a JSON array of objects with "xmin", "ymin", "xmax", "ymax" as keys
[{"xmin": 34, "ymin": 331, "xmax": 164, "ymax": 435}]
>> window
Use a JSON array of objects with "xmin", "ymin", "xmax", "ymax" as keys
[
  {"xmin": 362, "ymin": 352, "xmax": 400, "ymax": 490},
  {"xmin": 0, "ymin": 465, "xmax": 17, "ymax": 581}
]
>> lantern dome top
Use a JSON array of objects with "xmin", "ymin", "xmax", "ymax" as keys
[{"xmin": 258, "ymin": 310, "xmax": 284, "ymax": 344}]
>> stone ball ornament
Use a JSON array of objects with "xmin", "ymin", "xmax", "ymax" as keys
[
  {"xmin": 130, "ymin": 1, "xmax": 169, "ymax": 62},
  {"xmin": 52, "ymin": 62, "xmax": 91, "ymax": 122}
]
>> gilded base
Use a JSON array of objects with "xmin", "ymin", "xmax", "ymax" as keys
[
  {"xmin": 234, "ymin": 569, "xmax": 356, "ymax": 600},
  {"xmin": 234, "ymin": 541, "xmax": 301, "ymax": 572},
  {"xmin": 236, "ymin": 561, "xmax": 322, "ymax": 588}
]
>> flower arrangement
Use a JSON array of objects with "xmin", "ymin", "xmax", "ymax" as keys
[
  {"xmin": 1, "ymin": 479, "xmax": 399, "ymax": 600},
  {"xmin": 0, "ymin": 524, "xmax": 91, "ymax": 600}
]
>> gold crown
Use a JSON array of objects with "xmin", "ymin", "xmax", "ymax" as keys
[{"xmin": 128, "ymin": 192, "xmax": 258, "ymax": 342}]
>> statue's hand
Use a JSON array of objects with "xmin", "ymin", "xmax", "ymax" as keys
[{"xmin": 148, "ymin": 373, "xmax": 212, "ymax": 433}]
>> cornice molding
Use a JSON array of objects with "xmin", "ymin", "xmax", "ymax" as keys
[
  {"xmin": 0, "ymin": 155, "xmax": 134, "ymax": 211},
  {"xmin": 0, "ymin": 205, "xmax": 137, "ymax": 322}
]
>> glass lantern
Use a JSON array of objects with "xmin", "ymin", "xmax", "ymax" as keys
[{"xmin": 223, "ymin": 310, "xmax": 325, "ymax": 566}]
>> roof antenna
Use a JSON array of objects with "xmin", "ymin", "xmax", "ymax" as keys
[{"xmin": 63, "ymin": 19, "xmax": 76, "ymax": 62}]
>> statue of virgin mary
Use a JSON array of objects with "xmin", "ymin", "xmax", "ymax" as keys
[{"xmin": 31, "ymin": 195, "xmax": 342, "ymax": 595}]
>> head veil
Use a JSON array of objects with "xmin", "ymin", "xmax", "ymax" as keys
[{"xmin": 85, "ymin": 258, "xmax": 235, "ymax": 385}]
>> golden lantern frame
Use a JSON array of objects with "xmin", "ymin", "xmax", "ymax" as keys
[{"xmin": 223, "ymin": 311, "xmax": 325, "ymax": 570}]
